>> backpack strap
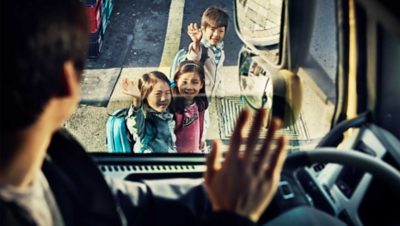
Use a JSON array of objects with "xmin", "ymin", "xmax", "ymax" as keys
[
  {"xmin": 199, "ymin": 44, "xmax": 209, "ymax": 65},
  {"xmin": 113, "ymin": 108, "xmax": 129, "ymax": 117}
]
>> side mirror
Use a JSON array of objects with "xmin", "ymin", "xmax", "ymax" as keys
[
  {"xmin": 277, "ymin": 69, "xmax": 302, "ymax": 127},
  {"xmin": 238, "ymin": 49, "xmax": 303, "ymax": 128}
]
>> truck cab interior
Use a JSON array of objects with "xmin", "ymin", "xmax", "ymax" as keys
[{"xmin": 89, "ymin": 0, "xmax": 400, "ymax": 225}]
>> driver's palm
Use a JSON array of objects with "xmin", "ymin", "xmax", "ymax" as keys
[
  {"xmin": 121, "ymin": 77, "xmax": 140, "ymax": 97},
  {"xmin": 205, "ymin": 109, "xmax": 287, "ymax": 222}
]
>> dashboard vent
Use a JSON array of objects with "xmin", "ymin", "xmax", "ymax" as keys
[
  {"xmin": 99, "ymin": 164, "xmax": 204, "ymax": 173},
  {"xmin": 312, "ymin": 163, "xmax": 326, "ymax": 172}
]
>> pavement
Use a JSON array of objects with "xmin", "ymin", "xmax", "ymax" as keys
[
  {"xmin": 64, "ymin": 0, "xmax": 335, "ymax": 152},
  {"xmin": 64, "ymin": 0, "xmax": 243, "ymax": 151}
]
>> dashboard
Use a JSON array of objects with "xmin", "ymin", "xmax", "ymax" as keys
[
  {"xmin": 91, "ymin": 124, "xmax": 400, "ymax": 226},
  {"xmin": 92, "ymin": 153, "xmax": 207, "ymax": 181}
]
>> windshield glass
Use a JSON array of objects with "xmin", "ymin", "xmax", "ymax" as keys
[{"xmin": 64, "ymin": 0, "xmax": 337, "ymax": 153}]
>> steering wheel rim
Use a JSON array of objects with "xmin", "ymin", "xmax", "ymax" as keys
[
  {"xmin": 261, "ymin": 148, "xmax": 400, "ymax": 226},
  {"xmin": 284, "ymin": 148, "xmax": 400, "ymax": 190}
]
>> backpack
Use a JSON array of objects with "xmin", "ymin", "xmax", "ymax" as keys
[
  {"xmin": 169, "ymin": 44, "xmax": 209, "ymax": 79},
  {"xmin": 106, "ymin": 108, "xmax": 133, "ymax": 153}
]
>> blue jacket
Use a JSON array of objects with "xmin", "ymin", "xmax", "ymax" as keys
[{"xmin": 126, "ymin": 105, "xmax": 176, "ymax": 153}]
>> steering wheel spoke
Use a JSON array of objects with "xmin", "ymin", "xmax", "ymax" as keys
[{"xmin": 261, "ymin": 148, "xmax": 400, "ymax": 226}]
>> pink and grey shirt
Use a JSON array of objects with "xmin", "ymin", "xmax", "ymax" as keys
[{"xmin": 174, "ymin": 103, "xmax": 205, "ymax": 153}]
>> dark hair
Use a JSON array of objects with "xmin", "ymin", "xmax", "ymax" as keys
[
  {"xmin": 138, "ymin": 71, "xmax": 173, "ymax": 111},
  {"xmin": 171, "ymin": 61, "xmax": 208, "ymax": 113},
  {"xmin": 137, "ymin": 71, "xmax": 173, "ymax": 145},
  {"xmin": 201, "ymin": 6, "xmax": 229, "ymax": 30},
  {"xmin": 0, "ymin": 0, "xmax": 88, "ymax": 161}
]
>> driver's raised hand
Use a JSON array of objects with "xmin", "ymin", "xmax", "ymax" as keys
[
  {"xmin": 121, "ymin": 77, "xmax": 141, "ymax": 107},
  {"xmin": 205, "ymin": 109, "xmax": 287, "ymax": 222}
]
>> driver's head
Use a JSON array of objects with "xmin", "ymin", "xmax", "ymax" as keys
[{"xmin": 0, "ymin": 0, "xmax": 88, "ymax": 162}]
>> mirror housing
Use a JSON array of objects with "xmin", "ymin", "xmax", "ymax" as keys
[{"xmin": 272, "ymin": 70, "xmax": 303, "ymax": 127}]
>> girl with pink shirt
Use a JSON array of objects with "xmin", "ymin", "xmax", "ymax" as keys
[{"xmin": 171, "ymin": 61, "xmax": 209, "ymax": 153}]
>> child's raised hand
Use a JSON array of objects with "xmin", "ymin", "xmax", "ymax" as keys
[
  {"xmin": 122, "ymin": 77, "xmax": 140, "ymax": 96},
  {"xmin": 122, "ymin": 77, "xmax": 141, "ymax": 106},
  {"xmin": 187, "ymin": 23, "xmax": 202, "ymax": 44}
]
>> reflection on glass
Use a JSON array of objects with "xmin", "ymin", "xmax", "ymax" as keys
[
  {"xmin": 236, "ymin": 0, "xmax": 283, "ymax": 46},
  {"xmin": 239, "ymin": 57, "xmax": 273, "ymax": 111}
]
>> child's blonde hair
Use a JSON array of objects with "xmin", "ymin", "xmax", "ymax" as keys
[{"xmin": 201, "ymin": 6, "xmax": 229, "ymax": 30}]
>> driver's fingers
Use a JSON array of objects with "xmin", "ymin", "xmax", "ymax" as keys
[
  {"xmin": 264, "ymin": 136, "xmax": 287, "ymax": 180},
  {"xmin": 255, "ymin": 118, "xmax": 281, "ymax": 173},
  {"xmin": 205, "ymin": 140, "xmax": 223, "ymax": 184},
  {"xmin": 225, "ymin": 109, "xmax": 251, "ymax": 165},
  {"xmin": 243, "ymin": 109, "xmax": 268, "ymax": 167}
]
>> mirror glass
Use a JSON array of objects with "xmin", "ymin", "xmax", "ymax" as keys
[{"xmin": 239, "ymin": 54, "xmax": 273, "ymax": 110}]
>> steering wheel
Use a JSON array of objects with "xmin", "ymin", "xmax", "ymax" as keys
[
  {"xmin": 261, "ymin": 148, "xmax": 400, "ymax": 226},
  {"xmin": 285, "ymin": 148, "xmax": 400, "ymax": 187}
]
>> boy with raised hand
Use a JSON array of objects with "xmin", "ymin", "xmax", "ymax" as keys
[
  {"xmin": 187, "ymin": 6, "xmax": 228, "ymax": 98},
  {"xmin": 0, "ymin": 1, "xmax": 287, "ymax": 225}
]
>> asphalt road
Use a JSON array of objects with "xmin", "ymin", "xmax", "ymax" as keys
[
  {"xmin": 85, "ymin": 0, "xmax": 241, "ymax": 69},
  {"xmin": 64, "ymin": 0, "xmax": 336, "ymax": 152},
  {"xmin": 65, "ymin": 0, "xmax": 243, "ymax": 151}
]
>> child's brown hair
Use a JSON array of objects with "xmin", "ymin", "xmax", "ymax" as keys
[
  {"xmin": 138, "ymin": 71, "xmax": 172, "ymax": 110},
  {"xmin": 201, "ymin": 6, "xmax": 229, "ymax": 30}
]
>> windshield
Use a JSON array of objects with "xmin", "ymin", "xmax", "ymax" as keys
[{"xmin": 64, "ymin": 0, "xmax": 337, "ymax": 154}]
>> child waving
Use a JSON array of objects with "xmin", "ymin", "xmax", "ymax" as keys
[
  {"xmin": 122, "ymin": 71, "xmax": 177, "ymax": 153},
  {"xmin": 171, "ymin": 61, "xmax": 209, "ymax": 153},
  {"xmin": 186, "ymin": 6, "xmax": 228, "ymax": 98}
]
